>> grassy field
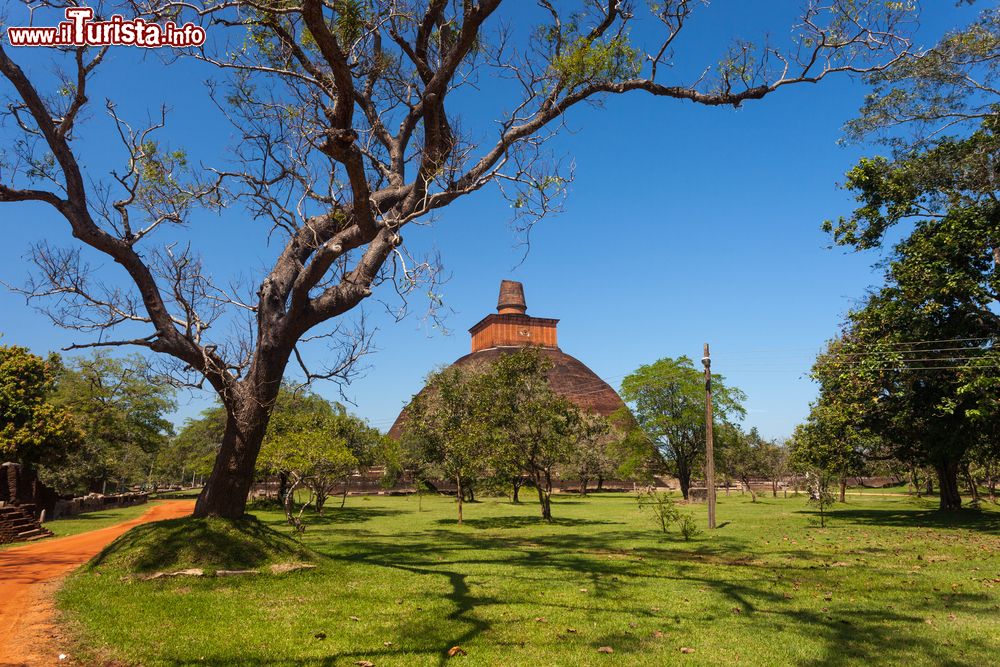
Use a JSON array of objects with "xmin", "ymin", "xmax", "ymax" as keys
[
  {"xmin": 0, "ymin": 501, "xmax": 159, "ymax": 552},
  {"xmin": 58, "ymin": 491, "xmax": 1000, "ymax": 666}
]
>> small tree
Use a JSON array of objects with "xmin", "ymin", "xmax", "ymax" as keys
[
  {"xmin": 807, "ymin": 469, "xmax": 837, "ymax": 528},
  {"xmin": 258, "ymin": 389, "xmax": 362, "ymax": 527},
  {"xmin": 621, "ymin": 357, "xmax": 746, "ymax": 499},
  {"xmin": 402, "ymin": 367, "xmax": 493, "ymax": 524},
  {"xmin": 637, "ymin": 488, "xmax": 679, "ymax": 534},
  {"xmin": 487, "ymin": 349, "xmax": 579, "ymax": 522},
  {"xmin": 565, "ymin": 413, "xmax": 613, "ymax": 497}
]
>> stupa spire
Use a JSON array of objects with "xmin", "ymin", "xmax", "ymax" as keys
[{"xmin": 497, "ymin": 280, "xmax": 527, "ymax": 315}]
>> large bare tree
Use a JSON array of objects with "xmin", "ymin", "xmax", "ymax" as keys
[{"xmin": 0, "ymin": 0, "xmax": 913, "ymax": 517}]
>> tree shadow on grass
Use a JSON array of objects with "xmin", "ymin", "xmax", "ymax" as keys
[
  {"xmin": 292, "ymin": 506, "xmax": 405, "ymax": 526},
  {"xmin": 87, "ymin": 499, "xmax": 1000, "ymax": 667},
  {"xmin": 434, "ymin": 514, "xmax": 620, "ymax": 530},
  {"xmin": 822, "ymin": 507, "xmax": 1000, "ymax": 533},
  {"xmin": 87, "ymin": 515, "xmax": 316, "ymax": 573}
]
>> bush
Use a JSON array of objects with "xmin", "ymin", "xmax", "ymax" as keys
[{"xmin": 678, "ymin": 513, "xmax": 701, "ymax": 541}]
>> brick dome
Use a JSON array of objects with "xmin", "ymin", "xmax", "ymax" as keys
[{"xmin": 387, "ymin": 281, "xmax": 627, "ymax": 438}]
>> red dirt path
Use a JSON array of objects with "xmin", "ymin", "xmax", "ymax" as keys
[{"xmin": 0, "ymin": 500, "xmax": 195, "ymax": 666}]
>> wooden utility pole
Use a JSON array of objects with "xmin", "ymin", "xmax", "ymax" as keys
[{"xmin": 703, "ymin": 343, "xmax": 717, "ymax": 529}]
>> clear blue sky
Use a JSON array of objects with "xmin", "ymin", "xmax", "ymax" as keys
[{"xmin": 0, "ymin": 2, "xmax": 982, "ymax": 439}]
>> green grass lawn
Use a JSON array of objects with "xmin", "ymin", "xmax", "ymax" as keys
[
  {"xmin": 58, "ymin": 492, "xmax": 1000, "ymax": 666},
  {"xmin": 0, "ymin": 501, "xmax": 159, "ymax": 551},
  {"xmin": 43, "ymin": 501, "xmax": 159, "ymax": 538}
]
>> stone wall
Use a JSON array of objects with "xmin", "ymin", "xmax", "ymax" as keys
[{"xmin": 52, "ymin": 492, "xmax": 148, "ymax": 520}]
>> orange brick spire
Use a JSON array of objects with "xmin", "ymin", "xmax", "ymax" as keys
[{"xmin": 469, "ymin": 281, "xmax": 558, "ymax": 352}]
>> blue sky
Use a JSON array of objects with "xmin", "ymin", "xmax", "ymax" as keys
[{"xmin": 0, "ymin": 2, "xmax": 982, "ymax": 439}]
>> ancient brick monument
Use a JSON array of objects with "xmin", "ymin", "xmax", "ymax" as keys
[
  {"xmin": 389, "ymin": 280, "xmax": 628, "ymax": 438},
  {"xmin": 0, "ymin": 463, "xmax": 53, "ymax": 543}
]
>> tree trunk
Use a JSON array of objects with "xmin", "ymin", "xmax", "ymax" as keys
[
  {"xmin": 194, "ymin": 384, "xmax": 280, "ymax": 519},
  {"xmin": 580, "ymin": 476, "xmax": 588, "ymax": 497},
  {"xmin": 456, "ymin": 475, "xmax": 464, "ymax": 524},
  {"xmin": 511, "ymin": 477, "xmax": 522, "ymax": 504},
  {"xmin": 532, "ymin": 469, "xmax": 554, "ymax": 522},
  {"xmin": 909, "ymin": 464, "xmax": 920, "ymax": 497},
  {"xmin": 315, "ymin": 489, "xmax": 326, "ymax": 514},
  {"xmin": 772, "ymin": 479, "xmax": 778, "ymax": 498},
  {"xmin": 677, "ymin": 461, "xmax": 691, "ymax": 500},
  {"xmin": 277, "ymin": 471, "xmax": 288, "ymax": 503},
  {"xmin": 934, "ymin": 460, "xmax": 962, "ymax": 510},
  {"xmin": 596, "ymin": 475, "xmax": 604, "ymax": 491},
  {"xmin": 986, "ymin": 463, "xmax": 996, "ymax": 504},
  {"xmin": 963, "ymin": 463, "xmax": 980, "ymax": 506},
  {"xmin": 536, "ymin": 484, "xmax": 552, "ymax": 522},
  {"xmin": 839, "ymin": 476, "xmax": 847, "ymax": 503},
  {"xmin": 742, "ymin": 476, "xmax": 756, "ymax": 502}
]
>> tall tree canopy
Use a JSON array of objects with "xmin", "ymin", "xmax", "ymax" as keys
[
  {"xmin": 812, "ymin": 7, "xmax": 999, "ymax": 510},
  {"xmin": 47, "ymin": 352, "xmax": 176, "ymax": 494},
  {"xmin": 0, "ymin": 344, "xmax": 79, "ymax": 469},
  {"xmin": 621, "ymin": 356, "xmax": 745, "ymax": 499},
  {"xmin": 0, "ymin": 1, "xmax": 913, "ymax": 517}
]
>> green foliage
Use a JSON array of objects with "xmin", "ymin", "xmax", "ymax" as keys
[
  {"xmin": 636, "ymin": 488, "xmax": 679, "ymax": 534},
  {"xmin": 485, "ymin": 349, "xmax": 582, "ymax": 521},
  {"xmin": 157, "ymin": 405, "xmax": 226, "ymax": 484},
  {"xmin": 563, "ymin": 412, "xmax": 613, "ymax": 494},
  {"xmin": 806, "ymin": 470, "xmax": 837, "ymax": 528},
  {"xmin": 815, "ymin": 45, "xmax": 1000, "ymax": 509},
  {"xmin": 259, "ymin": 387, "xmax": 384, "ymax": 518},
  {"xmin": 543, "ymin": 13, "xmax": 641, "ymax": 91},
  {"xmin": 846, "ymin": 8, "xmax": 999, "ymax": 147},
  {"xmin": 402, "ymin": 365, "xmax": 497, "ymax": 522},
  {"xmin": 403, "ymin": 348, "xmax": 607, "ymax": 522},
  {"xmin": 621, "ymin": 356, "xmax": 746, "ymax": 497},
  {"xmin": 677, "ymin": 512, "xmax": 701, "ymax": 541},
  {"xmin": 636, "ymin": 488, "xmax": 701, "ymax": 540},
  {"xmin": 45, "ymin": 352, "xmax": 176, "ymax": 494},
  {"xmin": 717, "ymin": 425, "xmax": 787, "ymax": 501},
  {"xmin": 0, "ymin": 344, "xmax": 80, "ymax": 467}
]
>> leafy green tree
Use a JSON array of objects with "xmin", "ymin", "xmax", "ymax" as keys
[
  {"xmin": 258, "ymin": 389, "xmax": 380, "ymax": 523},
  {"xmin": 46, "ymin": 353, "xmax": 176, "ymax": 494},
  {"xmin": 621, "ymin": 356, "xmax": 746, "ymax": 499},
  {"xmin": 606, "ymin": 408, "xmax": 661, "ymax": 486},
  {"xmin": 484, "ymin": 348, "xmax": 581, "ymax": 522},
  {"xmin": 157, "ymin": 405, "xmax": 226, "ymax": 487},
  {"xmin": 0, "ymin": 1, "xmax": 914, "ymax": 518},
  {"xmin": 815, "ymin": 8, "xmax": 999, "ymax": 511},
  {"xmin": 0, "ymin": 344, "xmax": 80, "ymax": 474},
  {"xmin": 717, "ymin": 426, "xmax": 773, "ymax": 502},
  {"xmin": 845, "ymin": 7, "xmax": 998, "ymax": 151},
  {"xmin": 564, "ymin": 412, "xmax": 613, "ymax": 497},
  {"xmin": 402, "ymin": 366, "xmax": 494, "ymax": 524},
  {"xmin": 760, "ymin": 439, "xmax": 791, "ymax": 498},
  {"xmin": 636, "ymin": 488, "xmax": 679, "ymax": 535},
  {"xmin": 790, "ymin": 368, "xmax": 874, "ymax": 505}
]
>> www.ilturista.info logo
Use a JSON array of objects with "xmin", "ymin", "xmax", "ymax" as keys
[{"xmin": 6, "ymin": 7, "xmax": 206, "ymax": 48}]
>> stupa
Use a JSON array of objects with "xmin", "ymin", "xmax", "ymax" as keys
[{"xmin": 388, "ymin": 280, "xmax": 627, "ymax": 438}]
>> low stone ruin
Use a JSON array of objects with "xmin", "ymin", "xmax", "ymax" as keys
[{"xmin": 0, "ymin": 504, "xmax": 53, "ymax": 544}]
